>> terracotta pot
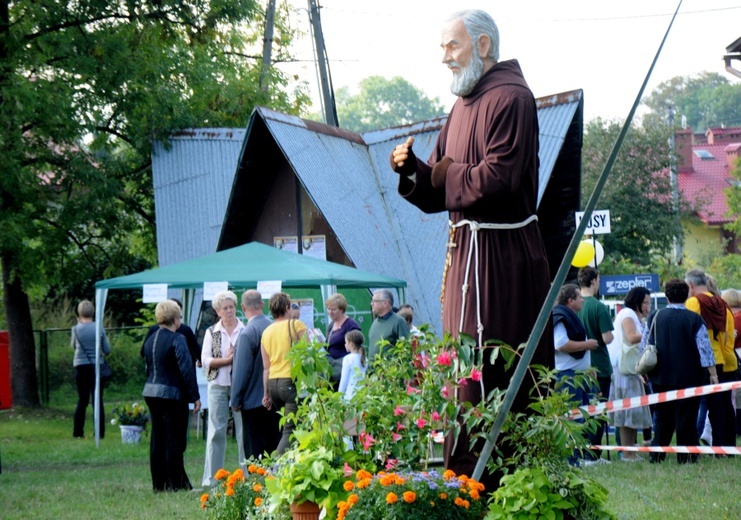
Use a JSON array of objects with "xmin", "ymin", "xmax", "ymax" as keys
[{"xmin": 290, "ymin": 499, "xmax": 320, "ymax": 520}]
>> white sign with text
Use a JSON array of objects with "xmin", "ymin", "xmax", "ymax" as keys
[
  {"xmin": 142, "ymin": 284, "xmax": 169, "ymax": 303},
  {"xmin": 575, "ymin": 210, "xmax": 611, "ymax": 235}
]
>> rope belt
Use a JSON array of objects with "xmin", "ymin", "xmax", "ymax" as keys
[{"xmin": 447, "ymin": 215, "xmax": 538, "ymax": 348}]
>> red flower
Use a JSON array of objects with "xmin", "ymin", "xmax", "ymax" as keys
[
  {"xmin": 394, "ymin": 406, "xmax": 405, "ymax": 416},
  {"xmin": 392, "ymin": 433, "xmax": 402, "ymax": 442},
  {"xmin": 436, "ymin": 352, "xmax": 452, "ymax": 366},
  {"xmin": 416, "ymin": 418, "xmax": 428, "ymax": 428},
  {"xmin": 385, "ymin": 458, "xmax": 398, "ymax": 470},
  {"xmin": 431, "ymin": 411, "xmax": 441, "ymax": 421},
  {"xmin": 406, "ymin": 384, "xmax": 421, "ymax": 395},
  {"xmin": 396, "ymin": 422, "xmax": 406, "ymax": 431},
  {"xmin": 441, "ymin": 386, "xmax": 450, "ymax": 398},
  {"xmin": 471, "ymin": 368, "xmax": 482, "ymax": 382}
]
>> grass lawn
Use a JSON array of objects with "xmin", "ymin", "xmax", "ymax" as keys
[{"xmin": 1, "ymin": 404, "xmax": 740, "ymax": 519}]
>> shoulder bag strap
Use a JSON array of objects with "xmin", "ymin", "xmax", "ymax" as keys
[
  {"xmin": 206, "ymin": 325, "xmax": 221, "ymax": 381},
  {"xmin": 649, "ymin": 310, "xmax": 660, "ymax": 344}
]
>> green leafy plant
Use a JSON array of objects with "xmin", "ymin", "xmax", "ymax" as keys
[
  {"xmin": 338, "ymin": 467, "xmax": 486, "ymax": 520},
  {"xmin": 264, "ymin": 430, "xmax": 349, "ymax": 518},
  {"xmin": 110, "ymin": 402, "xmax": 149, "ymax": 429},
  {"xmin": 200, "ymin": 462, "xmax": 275, "ymax": 520}
]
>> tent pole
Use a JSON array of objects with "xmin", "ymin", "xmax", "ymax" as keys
[{"xmin": 94, "ymin": 289, "xmax": 108, "ymax": 448}]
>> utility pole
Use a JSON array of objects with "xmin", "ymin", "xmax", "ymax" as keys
[
  {"xmin": 307, "ymin": 0, "xmax": 338, "ymax": 127},
  {"xmin": 668, "ymin": 105, "xmax": 682, "ymax": 261},
  {"xmin": 259, "ymin": 0, "xmax": 276, "ymax": 92}
]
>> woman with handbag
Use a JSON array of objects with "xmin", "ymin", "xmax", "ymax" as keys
[
  {"xmin": 608, "ymin": 287, "xmax": 653, "ymax": 461},
  {"xmin": 261, "ymin": 292, "xmax": 308, "ymax": 454},
  {"xmin": 325, "ymin": 293, "xmax": 361, "ymax": 383},
  {"xmin": 71, "ymin": 299, "xmax": 111, "ymax": 439}
]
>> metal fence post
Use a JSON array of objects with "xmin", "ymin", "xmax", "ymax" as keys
[{"xmin": 38, "ymin": 329, "xmax": 49, "ymax": 404}]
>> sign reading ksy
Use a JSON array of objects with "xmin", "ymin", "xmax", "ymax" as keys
[{"xmin": 575, "ymin": 210, "xmax": 611, "ymax": 235}]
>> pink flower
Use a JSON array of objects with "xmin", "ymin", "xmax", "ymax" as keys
[
  {"xmin": 431, "ymin": 411, "xmax": 441, "ymax": 421},
  {"xmin": 436, "ymin": 352, "xmax": 452, "ymax": 366},
  {"xmin": 396, "ymin": 422, "xmax": 406, "ymax": 431},
  {"xmin": 406, "ymin": 384, "xmax": 421, "ymax": 395},
  {"xmin": 343, "ymin": 462, "xmax": 354, "ymax": 477},
  {"xmin": 385, "ymin": 458, "xmax": 398, "ymax": 471},
  {"xmin": 359, "ymin": 432, "xmax": 376, "ymax": 451},
  {"xmin": 416, "ymin": 418, "xmax": 428, "ymax": 429},
  {"xmin": 458, "ymin": 377, "xmax": 468, "ymax": 386},
  {"xmin": 394, "ymin": 406, "xmax": 405, "ymax": 416},
  {"xmin": 471, "ymin": 368, "xmax": 482, "ymax": 382},
  {"xmin": 441, "ymin": 386, "xmax": 450, "ymax": 398},
  {"xmin": 392, "ymin": 433, "xmax": 402, "ymax": 442}
]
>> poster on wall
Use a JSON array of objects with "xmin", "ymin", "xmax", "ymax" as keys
[
  {"xmin": 301, "ymin": 235, "xmax": 326, "ymax": 261},
  {"xmin": 274, "ymin": 236, "xmax": 298, "ymax": 254},
  {"xmin": 292, "ymin": 298, "xmax": 316, "ymax": 331}
]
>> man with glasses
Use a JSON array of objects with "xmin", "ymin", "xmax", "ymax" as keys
[{"xmin": 367, "ymin": 289, "xmax": 410, "ymax": 367}]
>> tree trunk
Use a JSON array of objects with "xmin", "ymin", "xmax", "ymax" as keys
[{"xmin": 2, "ymin": 252, "xmax": 40, "ymax": 408}]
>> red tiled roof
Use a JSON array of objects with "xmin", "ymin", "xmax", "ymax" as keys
[{"xmin": 678, "ymin": 142, "xmax": 738, "ymax": 226}]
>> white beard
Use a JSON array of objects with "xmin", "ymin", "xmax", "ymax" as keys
[{"xmin": 449, "ymin": 50, "xmax": 484, "ymax": 97}]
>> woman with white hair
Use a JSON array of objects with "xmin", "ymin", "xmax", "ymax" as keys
[{"xmin": 201, "ymin": 290, "xmax": 245, "ymax": 487}]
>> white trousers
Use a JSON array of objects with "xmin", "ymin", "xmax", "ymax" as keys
[{"xmin": 202, "ymin": 383, "xmax": 244, "ymax": 486}]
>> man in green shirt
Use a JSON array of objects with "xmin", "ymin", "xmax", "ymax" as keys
[
  {"xmin": 577, "ymin": 267, "xmax": 614, "ymax": 464},
  {"xmin": 367, "ymin": 289, "xmax": 410, "ymax": 367}
]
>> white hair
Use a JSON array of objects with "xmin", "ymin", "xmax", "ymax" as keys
[
  {"xmin": 447, "ymin": 9, "xmax": 500, "ymax": 62},
  {"xmin": 211, "ymin": 290, "xmax": 238, "ymax": 311}
]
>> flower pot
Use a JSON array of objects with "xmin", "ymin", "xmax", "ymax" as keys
[
  {"xmin": 290, "ymin": 499, "xmax": 320, "ymax": 520},
  {"xmin": 119, "ymin": 425, "xmax": 144, "ymax": 444}
]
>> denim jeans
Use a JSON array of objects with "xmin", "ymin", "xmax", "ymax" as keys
[
  {"xmin": 202, "ymin": 384, "xmax": 244, "ymax": 486},
  {"xmin": 268, "ymin": 378, "xmax": 297, "ymax": 454}
]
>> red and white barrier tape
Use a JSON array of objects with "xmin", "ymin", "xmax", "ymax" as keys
[
  {"xmin": 569, "ymin": 381, "xmax": 741, "ymax": 419},
  {"xmin": 592, "ymin": 444, "xmax": 741, "ymax": 456}
]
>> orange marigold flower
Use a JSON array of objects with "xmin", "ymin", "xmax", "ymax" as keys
[
  {"xmin": 254, "ymin": 497, "xmax": 262, "ymax": 506},
  {"xmin": 386, "ymin": 492, "xmax": 398, "ymax": 504},
  {"xmin": 343, "ymin": 480, "xmax": 355, "ymax": 491},
  {"xmin": 357, "ymin": 478, "xmax": 372, "ymax": 489},
  {"xmin": 439, "ymin": 493, "xmax": 448, "ymax": 500},
  {"xmin": 232, "ymin": 469, "xmax": 244, "ymax": 479},
  {"xmin": 225, "ymin": 487, "xmax": 235, "ymax": 497},
  {"xmin": 462, "ymin": 499, "xmax": 470, "ymax": 509},
  {"xmin": 469, "ymin": 489, "xmax": 480, "ymax": 500},
  {"xmin": 257, "ymin": 467, "xmax": 267, "ymax": 476},
  {"xmin": 443, "ymin": 469, "xmax": 456, "ymax": 480},
  {"xmin": 214, "ymin": 469, "xmax": 230, "ymax": 481},
  {"xmin": 394, "ymin": 476, "xmax": 406, "ymax": 485},
  {"xmin": 457, "ymin": 474, "xmax": 469, "ymax": 482},
  {"xmin": 403, "ymin": 491, "xmax": 416, "ymax": 503},
  {"xmin": 356, "ymin": 469, "xmax": 373, "ymax": 480},
  {"xmin": 380, "ymin": 475, "xmax": 395, "ymax": 487},
  {"xmin": 248, "ymin": 464, "xmax": 258, "ymax": 474},
  {"xmin": 201, "ymin": 503, "xmax": 207, "ymax": 510},
  {"xmin": 348, "ymin": 494, "xmax": 359, "ymax": 505},
  {"xmin": 200, "ymin": 493, "xmax": 209, "ymax": 503},
  {"xmin": 454, "ymin": 497, "xmax": 464, "ymax": 506},
  {"xmin": 253, "ymin": 483, "xmax": 263, "ymax": 493}
]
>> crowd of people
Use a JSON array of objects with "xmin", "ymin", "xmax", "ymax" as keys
[{"xmin": 552, "ymin": 266, "xmax": 740, "ymax": 466}]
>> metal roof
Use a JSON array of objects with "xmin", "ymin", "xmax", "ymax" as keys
[
  {"xmin": 151, "ymin": 129, "xmax": 246, "ymax": 266},
  {"xmin": 151, "ymin": 91, "xmax": 583, "ymax": 331}
]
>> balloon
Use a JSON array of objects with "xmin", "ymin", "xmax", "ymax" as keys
[
  {"xmin": 589, "ymin": 240, "xmax": 604, "ymax": 267},
  {"xmin": 572, "ymin": 241, "xmax": 595, "ymax": 268}
]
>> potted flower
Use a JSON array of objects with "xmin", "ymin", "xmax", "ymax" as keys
[
  {"xmin": 110, "ymin": 402, "xmax": 149, "ymax": 444},
  {"xmin": 265, "ymin": 430, "xmax": 349, "ymax": 520},
  {"xmin": 337, "ymin": 467, "xmax": 486, "ymax": 520},
  {"xmin": 200, "ymin": 462, "xmax": 275, "ymax": 519}
]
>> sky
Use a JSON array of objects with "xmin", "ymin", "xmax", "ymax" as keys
[{"xmin": 280, "ymin": 0, "xmax": 741, "ymax": 123}]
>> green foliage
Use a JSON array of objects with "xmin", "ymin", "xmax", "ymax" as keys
[
  {"xmin": 724, "ymin": 155, "xmax": 741, "ymax": 237},
  {"xmin": 335, "ymin": 76, "xmax": 446, "ymax": 132},
  {"xmin": 641, "ymin": 72, "xmax": 741, "ymax": 132},
  {"xmin": 581, "ymin": 118, "xmax": 696, "ymax": 264},
  {"xmin": 486, "ymin": 466, "xmax": 613, "ymax": 520}
]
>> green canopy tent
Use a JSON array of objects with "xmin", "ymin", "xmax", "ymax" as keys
[{"xmin": 90, "ymin": 241, "xmax": 407, "ymax": 445}]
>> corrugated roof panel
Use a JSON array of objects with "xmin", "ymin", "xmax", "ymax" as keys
[{"xmin": 152, "ymin": 130, "xmax": 245, "ymax": 266}]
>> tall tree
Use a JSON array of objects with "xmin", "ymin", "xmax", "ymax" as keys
[
  {"xmin": 0, "ymin": 0, "xmax": 309, "ymax": 406},
  {"xmin": 335, "ymin": 76, "xmax": 446, "ymax": 132},
  {"xmin": 641, "ymin": 72, "xmax": 741, "ymax": 132},
  {"xmin": 581, "ymin": 119, "xmax": 697, "ymax": 265}
]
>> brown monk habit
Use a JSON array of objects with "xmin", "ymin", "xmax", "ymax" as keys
[{"xmin": 397, "ymin": 59, "xmax": 554, "ymax": 490}]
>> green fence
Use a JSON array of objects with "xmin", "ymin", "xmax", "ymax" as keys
[{"xmin": 37, "ymin": 326, "xmax": 150, "ymax": 406}]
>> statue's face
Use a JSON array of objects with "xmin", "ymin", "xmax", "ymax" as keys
[{"xmin": 441, "ymin": 18, "xmax": 483, "ymax": 97}]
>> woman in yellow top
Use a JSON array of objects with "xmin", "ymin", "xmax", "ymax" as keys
[{"xmin": 261, "ymin": 292, "xmax": 307, "ymax": 453}]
